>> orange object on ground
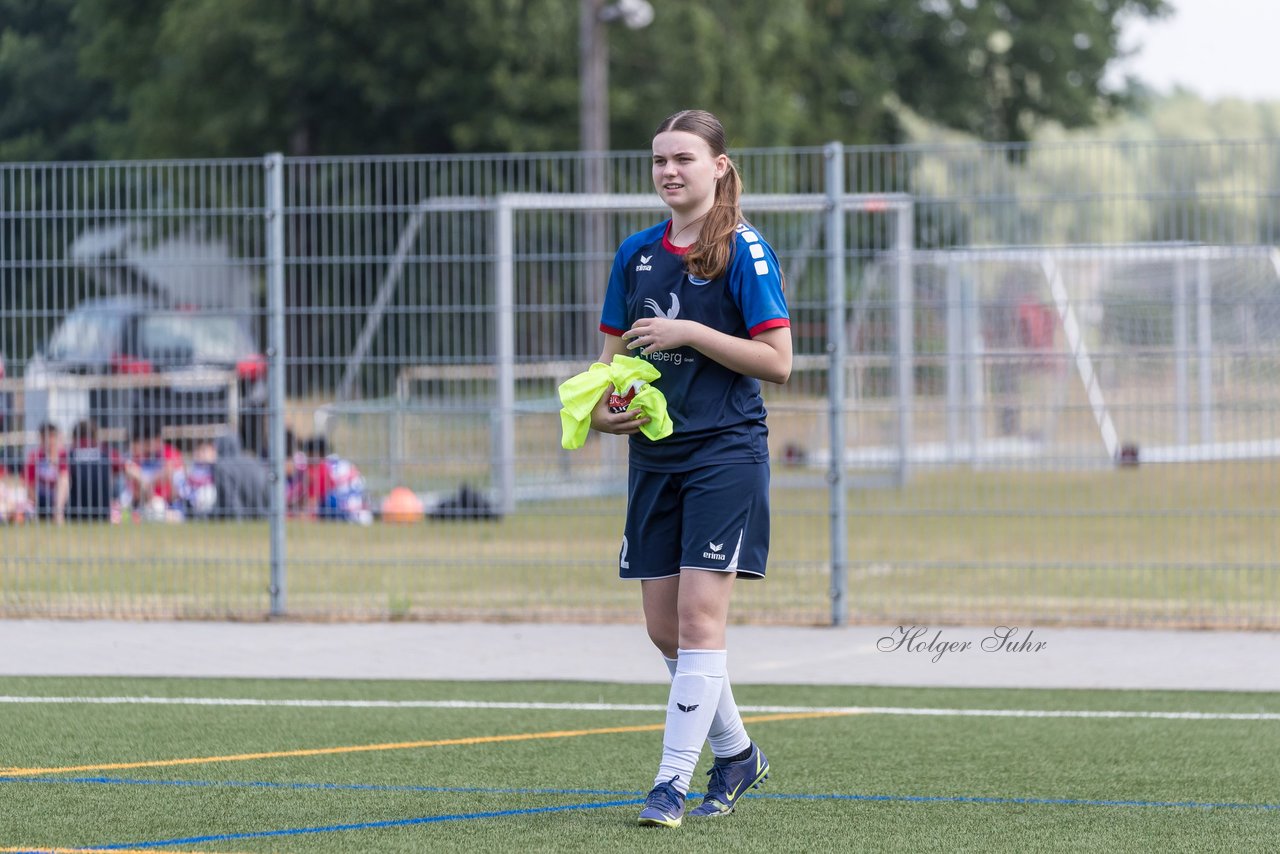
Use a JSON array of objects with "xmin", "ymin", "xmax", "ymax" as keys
[{"xmin": 381, "ymin": 486, "xmax": 424, "ymax": 523}]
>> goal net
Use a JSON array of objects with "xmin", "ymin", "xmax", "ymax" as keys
[{"xmin": 895, "ymin": 244, "xmax": 1280, "ymax": 467}]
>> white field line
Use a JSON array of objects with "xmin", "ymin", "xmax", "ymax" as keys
[{"xmin": 0, "ymin": 696, "xmax": 1276, "ymax": 721}]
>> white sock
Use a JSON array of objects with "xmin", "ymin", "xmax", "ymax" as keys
[
  {"xmin": 655, "ymin": 649, "xmax": 725, "ymax": 795},
  {"xmin": 663, "ymin": 654, "xmax": 751, "ymax": 760}
]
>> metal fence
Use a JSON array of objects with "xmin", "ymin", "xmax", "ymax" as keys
[{"xmin": 1, "ymin": 139, "xmax": 1277, "ymax": 628}]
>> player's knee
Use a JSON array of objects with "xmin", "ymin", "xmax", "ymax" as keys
[
  {"xmin": 646, "ymin": 624, "xmax": 678, "ymax": 658},
  {"xmin": 676, "ymin": 612, "xmax": 725, "ymax": 650}
]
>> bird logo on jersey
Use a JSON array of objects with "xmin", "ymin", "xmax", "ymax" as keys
[{"xmin": 644, "ymin": 293, "xmax": 680, "ymax": 319}]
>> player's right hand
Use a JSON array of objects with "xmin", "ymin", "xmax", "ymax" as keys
[{"xmin": 590, "ymin": 386, "xmax": 650, "ymax": 435}]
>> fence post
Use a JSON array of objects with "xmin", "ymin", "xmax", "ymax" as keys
[
  {"xmin": 1174, "ymin": 257, "xmax": 1189, "ymax": 446},
  {"xmin": 495, "ymin": 195, "xmax": 516, "ymax": 516},
  {"xmin": 963, "ymin": 264, "xmax": 983, "ymax": 465},
  {"xmin": 945, "ymin": 263, "xmax": 962, "ymax": 459},
  {"xmin": 265, "ymin": 152, "xmax": 287, "ymax": 617},
  {"xmin": 1196, "ymin": 251, "xmax": 1214, "ymax": 444},
  {"xmin": 824, "ymin": 142, "xmax": 848, "ymax": 627},
  {"xmin": 895, "ymin": 203, "xmax": 914, "ymax": 486}
]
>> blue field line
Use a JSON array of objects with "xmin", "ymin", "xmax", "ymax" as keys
[
  {"xmin": 8, "ymin": 774, "xmax": 1280, "ymax": 815},
  {"xmin": 90, "ymin": 798, "xmax": 647, "ymax": 850},
  {"xmin": 0, "ymin": 775, "xmax": 630, "ymax": 798},
  {"xmin": 750, "ymin": 791, "xmax": 1280, "ymax": 811}
]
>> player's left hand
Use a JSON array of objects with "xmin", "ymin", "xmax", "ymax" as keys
[{"xmin": 622, "ymin": 318, "xmax": 694, "ymax": 355}]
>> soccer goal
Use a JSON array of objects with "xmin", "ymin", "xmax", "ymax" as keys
[
  {"xmin": 360, "ymin": 188, "xmax": 915, "ymax": 513},
  {"xmin": 902, "ymin": 243, "xmax": 1280, "ymax": 467}
]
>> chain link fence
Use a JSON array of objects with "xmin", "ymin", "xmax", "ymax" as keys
[{"xmin": 1, "ymin": 140, "xmax": 1277, "ymax": 627}]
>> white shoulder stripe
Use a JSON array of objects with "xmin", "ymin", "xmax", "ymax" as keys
[
  {"xmin": 749, "ymin": 243, "xmax": 765, "ymax": 259},
  {"xmin": 754, "ymin": 260, "xmax": 769, "ymax": 275}
]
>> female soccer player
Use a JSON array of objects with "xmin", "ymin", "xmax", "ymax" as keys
[{"xmin": 590, "ymin": 109, "xmax": 791, "ymax": 827}]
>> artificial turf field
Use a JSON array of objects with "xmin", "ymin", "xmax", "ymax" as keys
[{"xmin": 1, "ymin": 677, "xmax": 1277, "ymax": 853}]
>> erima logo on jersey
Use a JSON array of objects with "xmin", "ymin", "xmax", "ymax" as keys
[
  {"xmin": 634, "ymin": 253, "xmax": 653, "ymax": 272},
  {"xmin": 703, "ymin": 541, "xmax": 726, "ymax": 561},
  {"xmin": 677, "ymin": 703, "xmax": 699, "ymax": 713},
  {"xmin": 644, "ymin": 293, "xmax": 680, "ymax": 319}
]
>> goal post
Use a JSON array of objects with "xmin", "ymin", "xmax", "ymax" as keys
[
  {"xmin": 490, "ymin": 190, "xmax": 915, "ymax": 516},
  {"xmin": 908, "ymin": 243, "xmax": 1280, "ymax": 467}
]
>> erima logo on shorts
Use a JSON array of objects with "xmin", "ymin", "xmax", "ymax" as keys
[
  {"xmin": 634, "ymin": 254, "xmax": 653, "ymax": 272},
  {"xmin": 703, "ymin": 541, "xmax": 726, "ymax": 561}
]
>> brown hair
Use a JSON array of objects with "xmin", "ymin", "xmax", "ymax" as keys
[
  {"xmin": 653, "ymin": 109, "xmax": 743, "ymax": 282},
  {"xmin": 71, "ymin": 418, "xmax": 99, "ymax": 445}
]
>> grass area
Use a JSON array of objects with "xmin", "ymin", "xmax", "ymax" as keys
[
  {"xmin": 1, "ymin": 463, "xmax": 1277, "ymax": 627},
  {"xmin": 0, "ymin": 676, "xmax": 1277, "ymax": 853}
]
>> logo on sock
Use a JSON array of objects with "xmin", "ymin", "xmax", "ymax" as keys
[{"xmin": 676, "ymin": 703, "xmax": 699, "ymax": 713}]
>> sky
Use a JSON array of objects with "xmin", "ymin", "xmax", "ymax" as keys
[{"xmin": 1106, "ymin": 0, "xmax": 1280, "ymax": 101}]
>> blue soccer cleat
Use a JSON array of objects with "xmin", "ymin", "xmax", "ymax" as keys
[
  {"xmin": 637, "ymin": 776, "xmax": 686, "ymax": 828},
  {"xmin": 688, "ymin": 743, "xmax": 770, "ymax": 817}
]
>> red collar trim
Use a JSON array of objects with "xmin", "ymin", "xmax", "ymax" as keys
[{"xmin": 662, "ymin": 221, "xmax": 690, "ymax": 256}]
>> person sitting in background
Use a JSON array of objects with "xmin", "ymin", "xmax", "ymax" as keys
[
  {"xmin": 296, "ymin": 434, "xmax": 371, "ymax": 524},
  {"xmin": 124, "ymin": 417, "xmax": 185, "ymax": 518},
  {"xmin": 23, "ymin": 421, "xmax": 68, "ymax": 524},
  {"xmin": 178, "ymin": 440, "xmax": 219, "ymax": 519},
  {"xmin": 212, "ymin": 433, "xmax": 270, "ymax": 520},
  {"xmin": 283, "ymin": 428, "xmax": 308, "ymax": 516},
  {"xmin": 0, "ymin": 468, "xmax": 31, "ymax": 523},
  {"xmin": 66, "ymin": 418, "xmax": 125, "ymax": 522}
]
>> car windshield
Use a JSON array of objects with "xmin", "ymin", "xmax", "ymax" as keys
[
  {"xmin": 139, "ymin": 314, "xmax": 255, "ymax": 363},
  {"xmin": 46, "ymin": 307, "xmax": 256, "ymax": 364},
  {"xmin": 46, "ymin": 310, "xmax": 126, "ymax": 362}
]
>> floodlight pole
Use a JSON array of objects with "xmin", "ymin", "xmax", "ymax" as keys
[
  {"xmin": 579, "ymin": 0, "xmax": 610, "ymax": 395},
  {"xmin": 580, "ymin": 0, "xmax": 609, "ymax": 158},
  {"xmin": 824, "ymin": 143, "xmax": 849, "ymax": 627},
  {"xmin": 580, "ymin": 0, "xmax": 653, "ymax": 157}
]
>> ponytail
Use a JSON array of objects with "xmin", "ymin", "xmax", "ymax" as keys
[{"xmin": 684, "ymin": 159, "xmax": 742, "ymax": 282}]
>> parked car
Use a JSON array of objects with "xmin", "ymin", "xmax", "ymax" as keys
[{"xmin": 24, "ymin": 297, "xmax": 267, "ymax": 451}]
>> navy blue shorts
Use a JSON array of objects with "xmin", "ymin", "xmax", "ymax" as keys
[{"xmin": 619, "ymin": 462, "xmax": 770, "ymax": 580}]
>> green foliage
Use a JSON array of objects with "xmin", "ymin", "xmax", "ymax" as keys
[
  {"xmin": 0, "ymin": 0, "xmax": 114, "ymax": 160},
  {"xmin": 897, "ymin": 93, "xmax": 1280, "ymax": 245},
  {"xmin": 891, "ymin": 0, "xmax": 1168, "ymax": 141},
  {"xmin": 1, "ymin": 0, "xmax": 1170, "ymax": 159},
  {"xmin": 69, "ymin": 0, "xmax": 582, "ymax": 157}
]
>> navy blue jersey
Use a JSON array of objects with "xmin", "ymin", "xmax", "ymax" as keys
[{"xmin": 600, "ymin": 220, "xmax": 789, "ymax": 471}]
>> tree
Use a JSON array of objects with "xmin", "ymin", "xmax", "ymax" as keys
[
  {"xmin": 0, "ymin": 0, "xmax": 115, "ymax": 161},
  {"xmin": 72, "ymin": 0, "xmax": 581, "ymax": 157},
  {"xmin": 624, "ymin": 0, "xmax": 1167, "ymax": 147},
  {"xmin": 890, "ymin": 0, "xmax": 1169, "ymax": 143},
  {"xmin": 12, "ymin": 0, "xmax": 1168, "ymax": 160}
]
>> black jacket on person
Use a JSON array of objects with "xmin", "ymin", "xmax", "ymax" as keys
[
  {"xmin": 213, "ymin": 435, "xmax": 270, "ymax": 520},
  {"xmin": 67, "ymin": 444, "xmax": 115, "ymax": 521}
]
